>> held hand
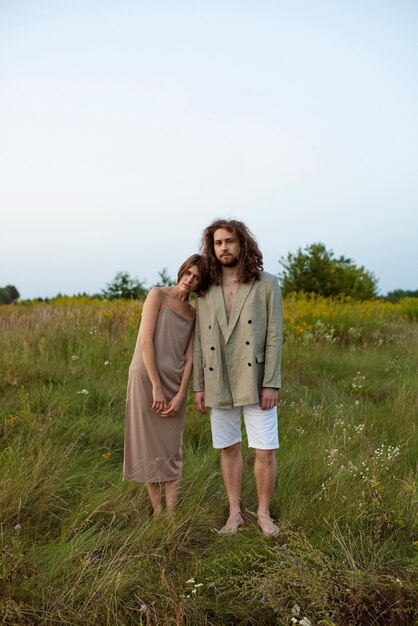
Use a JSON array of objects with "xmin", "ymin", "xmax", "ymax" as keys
[
  {"xmin": 160, "ymin": 394, "xmax": 183, "ymax": 417},
  {"xmin": 151, "ymin": 385, "xmax": 167, "ymax": 413},
  {"xmin": 260, "ymin": 387, "xmax": 279, "ymax": 410},
  {"xmin": 194, "ymin": 391, "xmax": 207, "ymax": 414}
]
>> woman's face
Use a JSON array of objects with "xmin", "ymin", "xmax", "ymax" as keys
[{"xmin": 179, "ymin": 264, "xmax": 201, "ymax": 294}]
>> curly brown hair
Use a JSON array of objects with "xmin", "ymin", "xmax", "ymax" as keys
[{"xmin": 201, "ymin": 219, "xmax": 263, "ymax": 285}]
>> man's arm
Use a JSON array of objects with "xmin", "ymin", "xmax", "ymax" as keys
[{"xmin": 261, "ymin": 276, "xmax": 283, "ymax": 390}]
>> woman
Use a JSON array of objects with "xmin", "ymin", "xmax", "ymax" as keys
[{"xmin": 123, "ymin": 254, "xmax": 207, "ymax": 513}]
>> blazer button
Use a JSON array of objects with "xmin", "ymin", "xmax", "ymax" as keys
[
  {"xmin": 248, "ymin": 363, "xmax": 252, "ymax": 367},
  {"xmin": 245, "ymin": 341, "xmax": 250, "ymax": 345},
  {"xmin": 209, "ymin": 367, "xmax": 214, "ymax": 371},
  {"xmin": 248, "ymin": 320, "xmax": 252, "ymax": 324},
  {"xmin": 208, "ymin": 325, "xmax": 212, "ymax": 329},
  {"xmin": 210, "ymin": 346, "xmax": 215, "ymax": 350}
]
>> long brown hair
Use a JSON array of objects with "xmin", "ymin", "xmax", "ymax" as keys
[
  {"xmin": 177, "ymin": 254, "xmax": 208, "ymax": 295},
  {"xmin": 201, "ymin": 219, "xmax": 263, "ymax": 285}
]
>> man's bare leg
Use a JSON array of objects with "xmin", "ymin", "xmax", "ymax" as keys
[
  {"xmin": 254, "ymin": 449, "xmax": 278, "ymax": 535},
  {"xmin": 219, "ymin": 442, "xmax": 244, "ymax": 533},
  {"xmin": 146, "ymin": 482, "xmax": 163, "ymax": 515},
  {"xmin": 164, "ymin": 479, "xmax": 180, "ymax": 512}
]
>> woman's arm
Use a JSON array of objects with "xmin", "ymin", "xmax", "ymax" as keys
[
  {"xmin": 161, "ymin": 329, "xmax": 194, "ymax": 416},
  {"xmin": 139, "ymin": 288, "xmax": 167, "ymax": 412}
]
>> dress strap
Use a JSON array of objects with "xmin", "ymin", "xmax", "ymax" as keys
[{"xmin": 159, "ymin": 287, "xmax": 168, "ymax": 309}]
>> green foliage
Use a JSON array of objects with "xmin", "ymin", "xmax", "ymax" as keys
[
  {"xmin": 398, "ymin": 297, "xmax": 418, "ymax": 321},
  {"xmin": 0, "ymin": 300, "xmax": 417, "ymax": 625},
  {"xmin": 279, "ymin": 243, "xmax": 378, "ymax": 300},
  {"xmin": 101, "ymin": 271, "xmax": 148, "ymax": 300},
  {"xmin": 154, "ymin": 267, "xmax": 175, "ymax": 287},
  {"xmin": 385, "ymin": 288, "xmax": 418, "ymax": 303},
  {"xmin": 228, "ymin": 536, "xmax": 334, "ymax": 622},
  {"xmin": 0, "ymin": 284, "xmax": 20, "ymax": 304}
]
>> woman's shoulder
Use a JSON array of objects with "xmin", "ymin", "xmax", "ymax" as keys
[
  {"xmin": 144, "ymin": 287, "xmax": 165, "ymax": 308},
  {"xmin": 148, "ymin": 286, "xmax": 166, "ymax": 298}
]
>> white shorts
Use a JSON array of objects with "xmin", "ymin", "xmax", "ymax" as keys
[{"xmin": 210, "ymin": 403, "xmax": 279, "ymax": 450}]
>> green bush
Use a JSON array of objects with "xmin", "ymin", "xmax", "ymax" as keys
[
  {"xmin": 279, "ymin": 243, "xmax": 378, "ymax": 300},
  {"xmin": 0, "ymin": 284, "xmax": 20, "ymax": 304}
]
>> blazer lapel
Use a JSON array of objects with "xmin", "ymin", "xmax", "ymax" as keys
[
  {"xmin": 210, "ymin": 285, "xmax": 229, "ymax": 342},
  {"xmin": 226, "ymin": 280, "xmax": 254, "ymax": 343}
]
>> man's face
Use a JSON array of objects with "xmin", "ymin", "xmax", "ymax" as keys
[{"xmin": 213, "ymin": 228, "xmax": 241, "ymax": 267}]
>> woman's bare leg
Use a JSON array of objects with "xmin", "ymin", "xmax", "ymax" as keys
[
  {"xmin": 146, "ymin": 482, "xmax": 163, "ymax": 514},
  {"xmin": 164, "ymin": 479, "xmax": 180, "ymax": 511}
]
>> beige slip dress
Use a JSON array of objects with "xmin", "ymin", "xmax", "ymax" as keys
[{"xmin": 123, "ymin": 293, "xmax": 194, "ymax": 483}]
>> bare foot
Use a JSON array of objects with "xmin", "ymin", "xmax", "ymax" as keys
[
  {"xmin": 257, "ymin": 514, "xmax": 279, "ymax": 536},
  {"xmin": 218, "ymin": 513, "xmax": 244, "ymax": 535}
]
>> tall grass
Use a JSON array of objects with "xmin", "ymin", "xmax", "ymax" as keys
[{"xmin": 1, "ymin": 296, "xmax": 417, "ymax": 625}]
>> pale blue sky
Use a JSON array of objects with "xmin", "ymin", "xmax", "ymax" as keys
[{"xmin": 1, "ymin": 0, "xmax": 417, "ymax": 299}]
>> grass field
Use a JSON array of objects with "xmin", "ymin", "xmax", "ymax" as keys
[{"xmin": 0, "ymin": 295, "xmax": 417, "ymax": 625}]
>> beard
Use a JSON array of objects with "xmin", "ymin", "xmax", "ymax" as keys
[{"xmin": 219, "ymin": 255, "xmax": 240, "ymax": 267}]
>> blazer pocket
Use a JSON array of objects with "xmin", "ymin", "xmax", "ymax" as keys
[{"xmin": 255, "ymin": 353, "xmax": 265, "ymax": 363}]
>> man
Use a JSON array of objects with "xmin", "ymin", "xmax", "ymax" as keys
[{"xmin": 193, "ymin": 219, "xmax": 283, "ymax": 536}]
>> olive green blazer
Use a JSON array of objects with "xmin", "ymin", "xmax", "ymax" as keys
[{"xmin": 193, "ymin": 271, "xmax": 283, "ymax": 408}]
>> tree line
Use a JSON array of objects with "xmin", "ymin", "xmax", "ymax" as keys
[
  {"xmin": 94, "ymin": 243, "xmax": 418, "ymax": 302},
  {"xmin": 2, "ymin": 243, "xmax": 417, "ymax": 303}
]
